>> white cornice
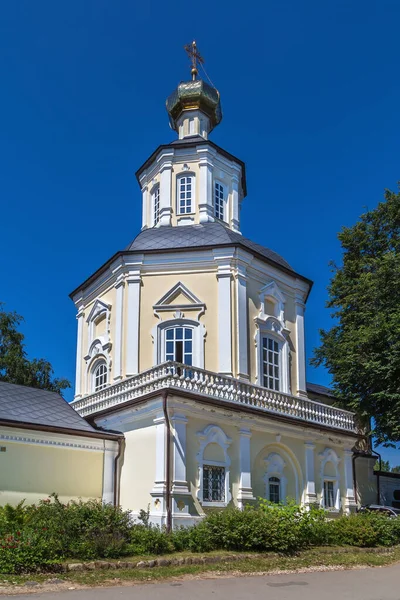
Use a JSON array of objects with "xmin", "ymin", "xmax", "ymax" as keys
[{"xmin": 0, "ymin": 427, "xmax": 117, "ymax": 453}]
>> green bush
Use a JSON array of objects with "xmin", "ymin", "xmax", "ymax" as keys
[{"xmin": 1, "ymin": 496, "xmax": 400, "ymax": 574}]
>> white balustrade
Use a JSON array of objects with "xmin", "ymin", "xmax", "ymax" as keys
[{"xmin": 71, "ymin": 362, "xmax": 357, "ymax": 432}]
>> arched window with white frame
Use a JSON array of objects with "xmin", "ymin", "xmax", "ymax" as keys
[
  {"xmin": 92, "ymin": 360, "xmax": 108, "ymax": 392},
  {"xmin": 196, "ymin": 425, "xmax": 232, "ymax": 507},
  {"xmin": 268, "ymin": 476, "xmax": 281, "ymax": 503},
  {"xmin": 214, "ymin": 181, "xmax": 225, "ymax": 221},
  {"xmin": 153, "ymin": 319, "xmax": 206, "ymax": 369},
  {"xmin": 319, "ymin": 448, "xmax": 341, "ymax": 511},
  {"xmin": 152, "ymin": 185, "xmax": 160, "ymax": 226},
  {"xmin": 177, "ymin": 175, "xmax": 194, "ymax": 214},
  {"xmin": 165, "ymin": 326, "xmax": 193, "ymax": 365}
]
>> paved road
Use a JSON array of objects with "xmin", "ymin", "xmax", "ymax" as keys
[{"xmin": 7, "ymin": 564, "xmax": 400, "ymax": 600}]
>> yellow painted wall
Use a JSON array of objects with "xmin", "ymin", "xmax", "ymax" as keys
[
  {"xmin": 119, "ymin": 420, "xmax": 156, "ymax": 514},
  {"xmin": 0, "ymin": 439, "xmax": 103, "ymax": 506}
]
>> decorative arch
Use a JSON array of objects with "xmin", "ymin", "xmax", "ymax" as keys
[
  {"xmin": 86, "ymin": 354, "xmax": 110, "ymax": 393},
  {"xmin": 196, "ymin": 425, "xmax": 232, "ymax": 507},
  {"xmin": 256, "ymin": 442, "xmax": 304, "ymax": 504},
  {"xmin": 319, "ymin": 448, "xmax": 341, "ymax": 511}
]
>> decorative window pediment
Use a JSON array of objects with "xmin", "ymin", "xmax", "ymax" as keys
[
  {"xmin": 258, "ymin": 281, "xmax": 286, "ymax": 324},
  {"xmin": 85, "ymin": 299, "xmax": 112, "ymax": 370},
  {"xmin": 86, "ymin": 299, "xmax": 111, "ymax": 325},
  {"xmin": 153, "ymin": 282, "xmax": 205, "ymax": 321}
]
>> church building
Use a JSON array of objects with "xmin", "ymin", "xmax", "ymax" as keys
[{"xmin": 69, "ymin": 45, "xmax": 370, "ymax": 527}]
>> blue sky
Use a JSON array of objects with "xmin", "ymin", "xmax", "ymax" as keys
[{"xmin": 0, "ymin": 1, "xmax": 399, "ymax": 463}]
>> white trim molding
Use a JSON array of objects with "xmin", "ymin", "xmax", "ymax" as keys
[
  {"xmin": 74, "ymin": 305, "xmax": 85, "ymax": 399},
  {"xmin": 125, "ymin": 271, "xmax": 142, "ymax": 377},
  {"xmin": 319, "ymin": 447, "xmax": 341, "ymax": 512},
  {"xmin": 304, "ymin": 441, "xmax": 317, "ymax": 507},
  {"xmin": 113, "ymin": 276, "xmax": 125, "ymax": 382},
  {"xmin": 295, "ymin": 293, "xmax": 307, "ymax": 397},
  {"xmin": 152, "ymin": 318, "xmax": 206, "ymax": 368},
  {"xmin": 343, "ymin": 448, "xmax": 357, "ymax": 513},
  {"xmin": 196, "ymin": 424, "xmax": 232, "ymax": 507},
  {"xmin": 258, "ymin": 281, "xmax": 286, "ymax": 324}
]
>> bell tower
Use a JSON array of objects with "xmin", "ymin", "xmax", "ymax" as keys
[{"xmin": 137, "ymin": 42, "xmax": 246, "ymax": 233}]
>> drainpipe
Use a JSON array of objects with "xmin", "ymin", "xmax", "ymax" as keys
[
  {"xmin": 113, "ymin": 437, "xmax": 123, "ymax": 507},
  {"xmin": 162, "ymin": 391, "xmax": 172, "ymax": 533},
  {"xmin": 371, "ymin": 449, "xmax": 382, "ymax": 505}
]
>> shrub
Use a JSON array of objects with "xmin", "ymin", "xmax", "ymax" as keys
[
  {"xmin": 0, "ymin": 531, "xmax": 62, "ymax": 574},
  {"xmin": 129, "ymin": 525, "xmax": 175, "ymax": 555},
  {"xmin": 328, "ymin": 512, "xmax": 400, "ymax": 547}
]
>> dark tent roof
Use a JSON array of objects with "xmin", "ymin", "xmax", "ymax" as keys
[
  {"xmin": 127, "ymin": 222, "xmax": 293, "ymax": 272},
  {"xmin": 306, "ymin": 382, "xmax": 335, "ymax": 399},
  {"xmin": 0, "ymin": 381, "xmax": 96, "ymax": 434}
]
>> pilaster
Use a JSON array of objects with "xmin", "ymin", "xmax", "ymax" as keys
[
  {"xmin": 215, "ymin": 256, "xmax": 233, "ymax": 376},
  {"xmin": 171, "ymin": 413, "xmax": 191, "ymax": 517},
  {"xmin": 304, "ymin": 441, "xmax": 317, "ymax": 507},
  {"xmin": 231, "ymin": 173, "xmax": 240, "ymax": 233},
  {"xmin": 113, "ymin": 276, "xmax": 125, "ymax": 381},
  {"xmin": 343, "ymin": 448, "xmax": 357, "ymax": 513},
  {"xmin": 159, "ymin": 155, "xmax": 174, "ymax": 226},
  {"xmin": 102, "ymin": 440, "xmax": 119, "ymax": 505},
  {"xmin": 295, "ymin": 293, "xmax": 307, "ymax": 397},
  {"xmin": 150, "ymin": 414, "xmax": 167, "ymax": 525},
  {"xmin": 237, "ymin": 428, "xmax": 255, "ymax": 508},
  {"xmin": 198, "ymin": 151, "xmax": 214, "ymax": 224},
  {"xmin": 235, "ymin": 254, "xmax": 251, "ymax": 379},
  {"xmin": 141, "ymin": 184, "xmax": 148, "ymax": 229},
  {"xmin": 74, "ymin": 304, "xmax": 84, "ymax": 399},
  {"xmin": 125, "ymin": 271, "xmax": 141, "ymax": 377}
]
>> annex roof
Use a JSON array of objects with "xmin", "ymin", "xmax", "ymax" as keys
[{"xmin": 0, "ymin": 381, "xmax": 97, "ymax": 434}]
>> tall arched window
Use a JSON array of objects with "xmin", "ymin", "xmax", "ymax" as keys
[
  {"xmin": 262, "ymin": 336, "xmax": 280, "ymax": 391},
  {"xmin": 152, "ymin": 185, "xmax": 160, "ymax": 225},
  {"xmin": 269, "ymin": 476, "xmax": 281, "ymax": 503},
  {"xmin": 177, "ymin": 175, "xmax": 194, "ymax": 214},
  {"xmin": 93, "ymin": 361, "xmax": 107, "ymax": 392}
]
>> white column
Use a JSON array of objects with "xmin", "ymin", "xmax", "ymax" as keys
[
  {"xmin": 125, "ymin": 272, "xmax": 141, "ymax": 376},
  {"xmin": 304, "ymin": 442, "xmax": 317, "ymax": 507},
  {"xmin": 236, "ymin": 264, "xmax": 248, "ymax": 379},
  {"xmin": 237, "ymin": 428, "xmax": 255, "ymax": 508},
  {"xmin": 171, "ymin": 414, "xmax": 190, "ymax": 494},
  {"xmin": 102, "ymin": 440, "xmax": 119, "ymax": 505},
  {"xmin": 343, "ymin": 449, "xmax": 357, "ymax": 513},
  {"xmin": 150, "ymin": 414, "xmax": 167, "ymax": 524},
  {"xmin": 113, "ymin": 276, "xmax": 125, "ymax": 381},
  {"xmin": 217, "ymin": 267, "xmax": 232, "ymax": 375},
  {"xmin": 141, "ymin": 184, "xmax": 148, "ymax": 229},
  {"xmin": 198, "ymin": 152, "xmax": 214, "ymax": 224},
  {"xmin": 74, "ymin": 305, "xmax": 84, "ymax": 399},
  {"xmin": 159, "ymin": 156, "xmax": 173, "ymax": 226},
  {"xmin": 295, "ymin": 293, "xmax": 307, "ymax": 397},
  {"xmin": 231, "ymin": 173, "xmax": 240, "ymax": 232}
]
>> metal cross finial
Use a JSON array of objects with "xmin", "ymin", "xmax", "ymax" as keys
[{"xmin": 184, "ymin": 40, "xmax": 204, "ymax": 80}]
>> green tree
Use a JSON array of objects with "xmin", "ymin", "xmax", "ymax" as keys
[
  {"xmin": 374, "ymin": 459, "xmax": 391, "ymax": 472},
  {"xmin": 0, "ymin": 304, "xmax": 70, "ymax": 396},
  {"xmin": 311, "ymin": 186, "xmax": 400, "ymax": 446},
  {"xmin": 391, "ymin": 465, "xmax": 400, "ymax": 474}
]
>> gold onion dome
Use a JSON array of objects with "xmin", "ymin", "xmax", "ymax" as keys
[
  {"xmin": 166, "ymin": 79, "xmax": 222, "ymax": 134},
  {"xmin": 166, "ymin": 41, "xmax": 222, "ymax": 134}
]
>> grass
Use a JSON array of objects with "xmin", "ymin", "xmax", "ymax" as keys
[{"xmin": 2, "ymin": 547, "xmax": 400, "ymax": 589}]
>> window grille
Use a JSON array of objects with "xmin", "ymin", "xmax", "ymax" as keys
[
  {"xmin": 262, "ymin": 337, "xmax": 280, "ymax": 391},
  {"xmin": 94, "ymin": 362, "xmax": 107, "ymax": 391},
  {"xmin": 214, "ymin": 182, "xmax": 224, "ymax": 220},
  {"xmin": 177, "ymin": 176, "xmax": 193, "ymax": 214},
  {"xmin": 269, "ymin": 476, "xmax": 281, "ymax": 503},
  {"xmin": 203, "ymin": 465, "xmax": 225, "ymax": 502}
]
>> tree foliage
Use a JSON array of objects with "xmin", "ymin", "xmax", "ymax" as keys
[
  {"xmin": 312, "ymin": 186, "xmax": 400, "ymax": 446},
  {"xmin": 0, "ymin": 304, "xmax": 70, "ymax": 396},
  {"xmin": 374, "ymin": 459, "xmax": 391, "ymax": 472}
]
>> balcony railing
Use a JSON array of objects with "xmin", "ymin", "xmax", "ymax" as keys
[{"xmin": 72, "ymin": 362, "xmax": 357, "ymax": 433}]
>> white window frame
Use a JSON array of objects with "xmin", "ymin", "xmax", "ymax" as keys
[
  {"xmin": 261, "ymin": 336, "xmax": 281, "ymax": 391},
  {"xmin": 319, "ymin": 448, "xmax": 341, "ymax": 511},
  {"xmin": 177, "ymin": 174, "xmax": 195, "ymax": 215},
  {"xmin": 164, "ymin": 325, "xmax": 194, "ymax": 365},
  {"xmin": 152, "ymin": 184, "xmax": 160, "ymax": 226},
  {"xmin": 92, "ymin": 359, "xmax": 108, "ymax": 392},
  {"xmin": 196, "ymin": 425, "xmax": 232, "ymax": 508},
  {"xmin": 214, "ymin": 180, "xmax": 226, "ymax": 221},
  {"xmin": 264, "ymin": 452, "xmax": 288, "ymax": 504},
  {"xmin": 255, "ymin": 320, "xmax": 290, "ymax": 394},
  {"xmin": 154, "ymin": 319, "xmax": 205, "ymax": 369}
]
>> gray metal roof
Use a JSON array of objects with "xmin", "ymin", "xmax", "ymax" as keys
[
  {"xmin": 127, "ymin": 222, "xmax": 293, "ymax": 271},
  {"xmin": 306, "ymin": 382, "xmax": 335, "ymax": 399},
  {"xmin": 0, "ymin": 382, "xmax": 96, "ymax": 433}
]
